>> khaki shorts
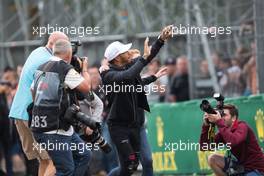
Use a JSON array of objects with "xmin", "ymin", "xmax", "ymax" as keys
[{"xmin": 15, "ymin": 119, "xmax": 50, "ymax": 160}]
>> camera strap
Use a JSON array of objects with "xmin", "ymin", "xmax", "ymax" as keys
[
  {"xmin": 208, "ymin": 124, "xmax": 216, "ymax": 143},
  {"xmin": 32, "ymin": 72, "xmax": 45, "ymax": 99},
  {"xmin": 73, "ymin": 92, "xmax": 80, "ymax": 106}
]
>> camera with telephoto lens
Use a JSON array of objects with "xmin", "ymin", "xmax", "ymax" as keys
[
  {"xmin": 70, "ymin": 40, "xmax": 86, "ymax": 73},
  {"xmin": 64, "ymin": 104, "xmax": 112, "ymax": 153},
  {"xmin": 200, "ymin": 93, "xmax": 225, "ymax": 121}
]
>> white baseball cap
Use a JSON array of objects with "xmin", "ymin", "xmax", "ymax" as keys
[{"xmin": 104, "ymin": 41, "xmax": 132, "ymax": 61}]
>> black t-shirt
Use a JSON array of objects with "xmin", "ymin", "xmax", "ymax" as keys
[{"xmin": 170, "ymin": 73, "xmax": 190, "ymax": 102}]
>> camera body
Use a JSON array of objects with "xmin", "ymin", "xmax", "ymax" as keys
[
  {"xmin": 70, "ymin": 40, "xmax": 86, "ymax": 73},
  {"xmin": 64, "ymin": 104, "xmax": 112, "ymax": 153},
  {"xmin": 200, "ymin": 93, "xmax": 225, "ymax": 119},
  {"xmin": 200, "ymin": 93, "xmax": 225, "ymax": 142},
  {"xmin": 64, "ymin": 104, "xmax": 100, "ymax": 130}
]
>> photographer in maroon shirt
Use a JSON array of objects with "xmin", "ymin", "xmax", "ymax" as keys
[{"xmin": 200, "ymin": 104, "xmax": 264, "ymax": 176}]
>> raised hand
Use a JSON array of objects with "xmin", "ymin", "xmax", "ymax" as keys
[
  {"xmin": 160, "ymin": 25, "xmax": 173, "ymax": 41},
  {"xmin": 155, "ymin": 67, "xmax": 168, "ymax": 78},
  {"xmin": 143, "ymin": 37, "xmax": 151, "ymax": 59}
]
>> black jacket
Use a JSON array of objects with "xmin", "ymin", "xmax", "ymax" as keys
[
  {"xmin": 170, "ymin": 73, "xmax": 190, "ymax": 102},
  {"xmin": 101, "ymin": 39, "xmax": 164, "ymax": 126}
]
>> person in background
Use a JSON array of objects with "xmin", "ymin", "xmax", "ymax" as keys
[
  {"xmin": 243, "ymin": 42, "xmax": 258, "ymax": 95},
  {"xmin": 0, "ymin": 70, "xmax": 18, "ymax": 176},
  {"xmin": 169, "ymin": 56, "xmax": 190, "ymax": 102},
  {"xmin": 163, "ymin": 57, "xmax": 176, "ymax": 102},
  {"xmin": 211, "ymin": 51, "xmax": 222, "ymax": 73},
  {"xmin": 235, "ymin": 46, "xmax": 251, "ymax": 69},
  {"xmin": 143, "ymin": 59, "xmax": 167, "ymax": 103},
  {"xmin": 196, "ymin": 59, "xmax": 214, "ymax": 98},
  {"xmin": 223, "ymin": 58, "xmax": 246, "ymax": 97},
  {"xmin": 217, "ymin": 58, "xmax": 232, "ymax": 96},
  {"xmin": 199, "ymin": 59, "xmax": 210, "ymax": 79}
]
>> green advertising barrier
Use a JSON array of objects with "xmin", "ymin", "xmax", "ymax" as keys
[{"xmin": 146, "ymin": 94, "xmax": 264, "ymax": 175}]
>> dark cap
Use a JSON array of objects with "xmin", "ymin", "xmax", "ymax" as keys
[{"xmin": 165, "ymin": 57, "xmax": 176, "ymax": 65}]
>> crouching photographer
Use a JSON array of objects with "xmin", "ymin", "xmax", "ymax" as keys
[
  {"xmin": 199, "ymin": 94, "xmax": 264, "ymax": 176},
  {"xmin": 30, "ymin": 39, "xmax": 93, "ymax": 175}
]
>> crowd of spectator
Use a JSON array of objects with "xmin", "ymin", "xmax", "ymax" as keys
[
  {"xmin": 200, "ymin": 42, "xmax": 258, "ymax": 98},
  {"xmin": 0, "ymin": 41, "xmax": 259, "ymax": 175}
]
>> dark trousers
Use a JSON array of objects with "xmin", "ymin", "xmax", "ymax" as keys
[
  {"xmin": 108, "ymin": 126, "xmax": 153, "ymax": 176},
  {"xmin": 0, "ymin": 119, "xmax": 13, "ymax": 176},
  {"xmin": 108, "ymin": 125, "xmax": 140, "ymax": 176},
  {"xmin": 102, "ymin": 122, "xmax": 118, "ymax": 172},
  {"xmin": 34, "ymin": 132, "xmax": 91, "ymax": 176}
]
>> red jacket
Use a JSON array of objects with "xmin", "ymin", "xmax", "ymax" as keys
[{"xmin": 200, "ymin": 119, "xmax": 264, "ymax": 172}]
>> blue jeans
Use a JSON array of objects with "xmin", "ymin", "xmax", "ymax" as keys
[
  {"xmin": 245, "ymin": 170, "xmax": 264, "ymax": 176},
  {"xmin": 108, "ymin": 127, "xmax": 153, "ymax": 176},
  {"xmin": 102, "ymin": 122, "xmax": 118, "ymax": 172},
  {"xmin": 139, "ymin": 127, "xmax": 153, "ymax": 176},
  {"xmin": 33, "ymin": 132, "xmax": 91, "ymax": 176}
]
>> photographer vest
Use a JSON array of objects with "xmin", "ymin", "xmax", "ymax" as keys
[{"xmin": 31, "ymin": 60, "xmax": 73, "ymax": 132}]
